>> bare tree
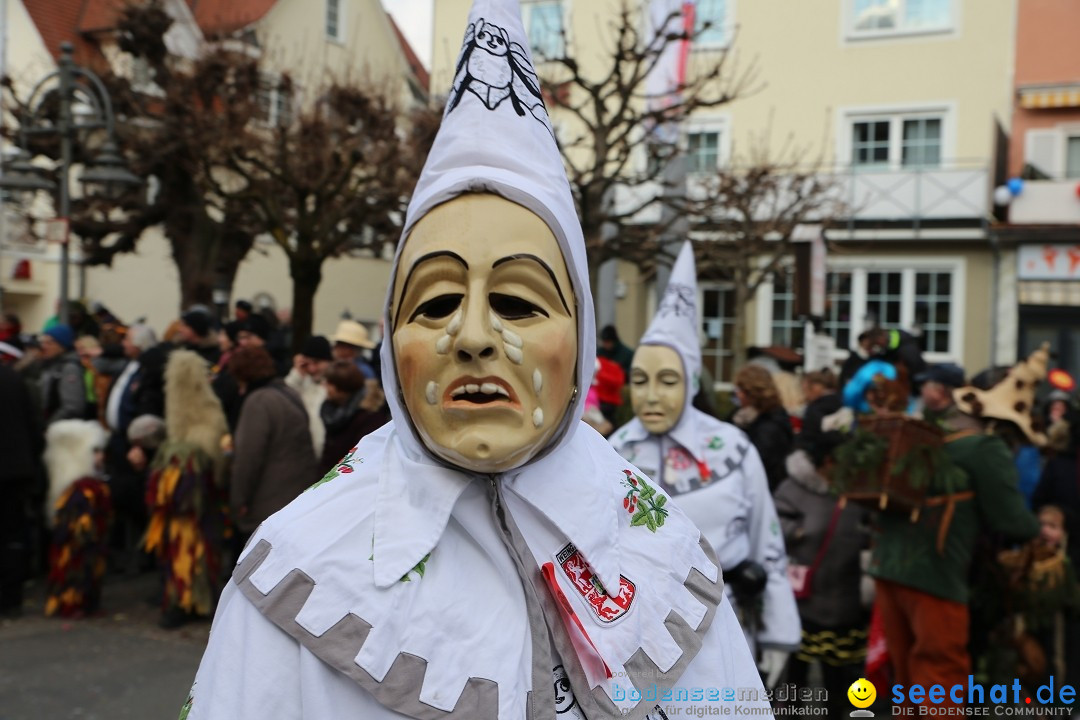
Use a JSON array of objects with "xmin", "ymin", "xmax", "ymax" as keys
[
  {"xmin": 203, "ymin": 84, "xmax": 437, "ymax": 349},
  {"xmin": 5, "ymin": 3, "xmax": 437, "ymax": 343},
  {"xmin": 3, "ymin": 4, "xmax": 262, "ymax": 310},
  {"xmin": 535, "ymin": 1, "xmax": 757, "ymax": 276},
  {"xmin": 678, "ymin": 140, "xmax": 846, "ymax": 366}
]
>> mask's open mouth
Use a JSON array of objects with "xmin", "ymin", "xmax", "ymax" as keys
[{"xmin": 445, "ymin": 377, "xmax": 518, "ymax": 407}]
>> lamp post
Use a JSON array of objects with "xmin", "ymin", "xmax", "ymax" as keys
[{"xmin": 0, "ymin": 42, "xmax": 141, "ymax": 326}]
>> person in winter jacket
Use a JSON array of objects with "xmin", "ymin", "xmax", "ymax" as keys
[
  {"xmin": 285, "ymin": 335, "xmax": 334, "ymax": 459},
  {"xmin": 318, "ymin": 360, "xmax": 389, "ymax": 474},
  {"xmin": 0, "ymin": 363, "xmax": 44, "ymax": 616},
  {"xmin": 228, "ymin": 347, "xmax": 318, "ymax": 545},
  {"xmin": 37, "ymin": 324, "xmax": 88, "ymax": 425},
  {"xmin": 870, "ymin": 351, "xmax": 1042, "ymax": 707},
  {"xmin": 732, "ymin": 364, "xmax": 794, "ymax": 492},
  {"xmin": 774, "ymin": 412, "xmax": 870, "ymax": 719}
]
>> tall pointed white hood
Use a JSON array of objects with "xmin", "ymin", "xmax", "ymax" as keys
[
  {"xmin": 640, "ymin": 241, "xmax": 704, "ymax": 444},
  {"xmin": 380, "ymin": 0, "xmax": 594, "ymax": 469}
]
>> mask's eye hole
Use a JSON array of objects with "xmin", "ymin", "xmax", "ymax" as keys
[
  {"xmin": 490, "ymin": 293, "xmax": 549, "ymax": 320},
  {"xmin": 409, "ymin": 294, "xmax": 463, "ymax": 322}
]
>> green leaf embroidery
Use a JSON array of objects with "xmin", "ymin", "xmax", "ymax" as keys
[
  {"xmin": 708, "ymin": 436, "xmax": 724, "ymax": 451},
  {"xmin": 400, "ymin": 552, "xmax": 431, "ymax": 583},
  {"xmin": 621, "ymin": 470, "xmax": 668, "ymax": 532}
]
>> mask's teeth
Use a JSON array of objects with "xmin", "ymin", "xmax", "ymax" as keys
[{"xmin": 465, "ymin": 383, "xmax": 480, "ymax": 393}]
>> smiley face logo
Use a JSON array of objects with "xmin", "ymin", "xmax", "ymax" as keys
[{"xmin": 848, "ymin": 678, "xmax": 876, "ymax": 709}]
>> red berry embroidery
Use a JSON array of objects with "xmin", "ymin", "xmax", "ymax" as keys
[{"xmin": 339, "ymin": 465, "xmax": 354, "ymax": 474}]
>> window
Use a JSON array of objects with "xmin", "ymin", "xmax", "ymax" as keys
[
  {"xmin": 914, "ymin": 271, "xmax": 951, "ymax": 353},
  {"xmin": 257, "ymin": 75, "xmax": 293, "ymax": 127},
  {"xmin": 901, "ymin": 117, "xmax": 942, "ymax": 167},
  {"xmin": 326, "ymin": 0, "xmax": 342, "ymax": 41},
  {"xmin": 523, "ymin": 0, "xmax": 564, "ymax": 59},
  {"xmin": 1024, "ymin": 127, "xmax": 1080, "ymax": 179},
  {"xmin": 849, "ymin": 112, "xmax": 945, "ymax": 169},
  {"xmin": 852, "ymin": 121, "xmax": 890, "ymax": 167},
  {"xmin": 769, "ymin": 267, "xmax": 805, "ymax": 350},
  {"xmin": 687, "ymin": 131, "xmax": 720, "ymax": 174},
  {"xmin": 758, "ymin": 263, "xmax": 961, "ymax": 358},
  {"xmin": 694, "ymin": 0, "xmax": 730, "ymax": 49},
  {"xmin": 864, "ymin": 271, "xmax": 903, "ymax": 328},
  {"xmin": 851, "ymin": 0, "xmax": 952, "ymax": 36},
  {"xmin": 1067, "ymin": 136, "xmax": 1080, "ymax": 179},
  {"xmin": 823, "ymin": 272, "xmax": 854, "ymax": 350},
  {"xmin": 701, "ymin": 283, "xmax": 737, "ymax": 384}
]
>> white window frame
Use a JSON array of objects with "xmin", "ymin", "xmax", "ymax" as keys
[
  {"xmin": 837, "ymin": 103, "xmax": 956, "ymax": 170},
  {"xmin": 683, "ymin": 115, "xmax": 732, "ymax": 176},
  {"xmin": 755, "ymin": 256, "xmax": 966, "ymax": 363},
  {"xmin": 521, "ymin": 0, "xmax": 569, "ymax": 60},
  {"xmin": 256, "ymin": 73, "xmax": 294, "ymax": 128},
  {"xmin": 326, "ymin": 0, "xmax": 344, "ymax": 43},
  {"xmin": 699, "ymin": 280, "xmax": 738, "ymax": 387},
  {"xmin": 691, "ymin": 0, "xmax": 735, "ymax": 51},
  {"xmin": 1024, "ymin": 123, "xmax": 1080, "ymax": 179},
  {"xmin": 844, "ymin": 0, "xmax": 956, "ymax": 41}
]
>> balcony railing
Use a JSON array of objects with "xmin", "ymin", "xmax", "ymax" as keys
[
  {"xmin": 611, "ymin": 161, "xmax": 991, "ymax": 226},
  {"xmin": 1008, "ymin": 178, "xmax": 1080, "ymax": 225}
]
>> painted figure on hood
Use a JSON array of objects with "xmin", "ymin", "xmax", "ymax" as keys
[
  {"xmin": 180, "ymin": 2, "xmax": 769, "ymax": 718},
  {"xmin": 610, "ymin": 241, "xmax": 802, "ymax": 689}
]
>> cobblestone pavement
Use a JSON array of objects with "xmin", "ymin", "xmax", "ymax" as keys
[{"xmin": 0, "ymin": 573, "xmax": 209, "ymax": 720}]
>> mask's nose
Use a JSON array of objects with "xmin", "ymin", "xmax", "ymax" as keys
[{"xmin": 453, "ymin": 296, "xmax": 498, "ymax": 362}]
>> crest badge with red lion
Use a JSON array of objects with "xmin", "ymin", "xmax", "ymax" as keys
[{"xmin": 556, "ymin": 543, "xmax": 636, "ymax": 624}]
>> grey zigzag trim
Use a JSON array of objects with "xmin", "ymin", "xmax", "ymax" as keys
[{"xmin": 233, "ymin": 540, "xmax": 501, "ymax": 719}]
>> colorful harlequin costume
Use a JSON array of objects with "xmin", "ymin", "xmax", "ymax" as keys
[
  {"xmin": 181, "ymin": 1, "xmax": 769, "ymax": 718},
  {"xmin": 44, "ymin": 420, "xmax": 111, "ymax": 617},
  {"xmin": 144, "ymin": 349, "xmax": 229, "ymax": 618}
]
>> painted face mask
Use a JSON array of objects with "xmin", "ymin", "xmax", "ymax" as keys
[
  {"xmin": 630, "ymin": 344, "xmax": 686, "ymax": 435},
  {"xmin": 391, "ymin": 193, "xmax": 578, "ymax": 473}
]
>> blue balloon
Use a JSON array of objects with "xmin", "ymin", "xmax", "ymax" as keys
[
  {"xmin": 843, "ymin": 360, "xmax": 898, "ymax": 414},
  {"xmin": 1007, "ymin": 177, "xmax": 1024, "ymax": 196}
]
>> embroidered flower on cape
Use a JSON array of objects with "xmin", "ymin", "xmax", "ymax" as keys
[{"xmin": 621, "ymin": 469, "xmax": 668, "ymax": 532}]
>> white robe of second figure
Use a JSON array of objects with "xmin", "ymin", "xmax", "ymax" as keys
[
  {"xmin": 608, "ymin": 241, "xmax": 800, "ymax": 662},
  {"xmin": 610, "ymin": 415, "xmax": 801, "ymax": 653}
]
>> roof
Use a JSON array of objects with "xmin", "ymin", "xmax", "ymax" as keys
[
  {"xmin": 21, "ymin": 0, "xmax": 96, "ymax": 62},
  {"xmin": 184, "ymin": 0, "xmax": 277, "ymax": 36},
  {"xmin": 387, "ymin": 13, "xmax": 429, "ymax": 93}
]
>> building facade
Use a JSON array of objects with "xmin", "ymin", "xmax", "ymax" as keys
[
  {"xmin": 429, "ymin": 0, "xmax": 1014, "ymax": 384},
  {"xmin": 999, "ymin": 0, "xmax": 1080, "ymax": 381}
]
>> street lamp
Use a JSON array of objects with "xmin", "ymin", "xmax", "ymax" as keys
[{"xmin": 0, "ymin": 42, "xmax": 141, "ymax": 325}]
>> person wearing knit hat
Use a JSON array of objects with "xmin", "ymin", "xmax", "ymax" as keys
[
  {"xmin": 610, "ymin": 241, "xmax": 801, "ymax": 688},
  {"xmin": 868, "ymin": 347, "xmax": 1041, "ymax": 706},
  {"xmin": 181, "ymin": 2, "xmax": 768, "ymax": 718},
  {"xmin": 37, "ymin": 324, "xmax": 88, "ymax": 425},
  {"xmin": 285, "ymin": 336, "xmax": 334, "ymax": 458}
]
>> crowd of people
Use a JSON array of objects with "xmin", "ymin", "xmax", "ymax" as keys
[{"xmin": 0, "ymin": 300, "xmax": 388, "ymax": 628}]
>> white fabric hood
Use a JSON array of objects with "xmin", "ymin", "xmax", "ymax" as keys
[{"xmin": 380, "ymin": 0, "xmax": 593, "ymax": 471}]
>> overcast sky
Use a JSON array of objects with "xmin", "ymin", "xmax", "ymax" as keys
[{"xmin": 385, "ymin": 0, "xmax": 434, "ymax": 69}]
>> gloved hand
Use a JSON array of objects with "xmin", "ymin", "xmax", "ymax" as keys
[{"xmin": 757, "ymin": 648, "xmax": 790, "ymax": 689}]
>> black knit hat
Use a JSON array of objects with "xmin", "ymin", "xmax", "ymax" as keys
[
  {"xmin": 180, "ymin": 310, "xmax": 211, "ymax": 338},
  {"xmin": 300, "ymin": 335, "xmax": 332, "ymax": 361}
]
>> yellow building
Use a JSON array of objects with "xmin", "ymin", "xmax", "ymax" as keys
[
  {"xmin": 431, "ymin": 0, "xmax": 1015, "ymax": 383},
  {"xmin": 4, "ymin": 0, "xmax": 423, "ymax": 337}
]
